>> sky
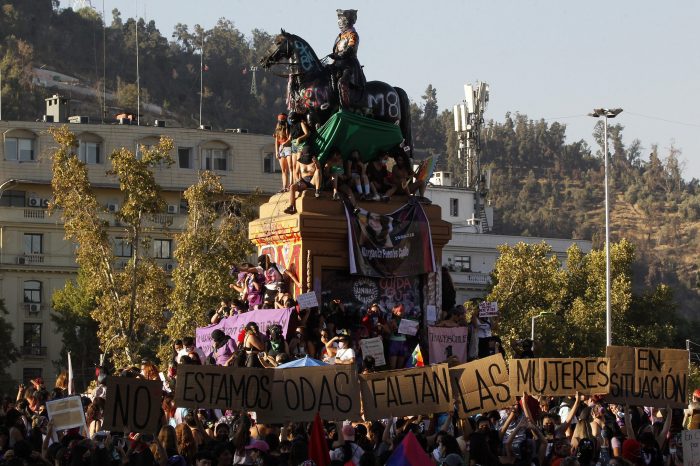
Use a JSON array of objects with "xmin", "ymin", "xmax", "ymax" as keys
[{"xmin": 89, "ymin": 0, "xmax": 700, "ymax": 179}]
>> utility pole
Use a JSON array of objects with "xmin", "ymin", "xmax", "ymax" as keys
[{"xmin": 250, "ymin": 66, "xmax": 258, "ymax": 96}]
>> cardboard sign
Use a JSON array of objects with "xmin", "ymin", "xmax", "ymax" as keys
[
  {"xmin": 478, "ymin": 302, "xmax": 499, "ymax": 318},
  {"xmin": 398, "ymin": 318, "xmax": 419, "ymax": 336},
  {"xmin": 257, "ymin": 365, "xmax": 361, "ymax": 424},
  {"xmin": 103, "ymin": 377, "xmax": 162, "ymax": 434},
  {"xmin": 509, "ymin": 358, "xmax": 610, "ymax": 396},
  {"xmin": 451, "ymin": 354, "xmax": 514, "ymax": 417},
  {"xmin": 606, "ymin": 346, "xmax": 689, "ymax": 408},
  {"xmin": 359, "ymin": 337, "xmax": 387, "ymax": 367},
  {"xmin": 46, "ymin": 396, "xmax": 86, "ymax": 432},
  {"xmin": 683, "ymin": 430, "xmax": 700, "ymax": 466},
  {"xmin": 296, "ymin": 291, "xmax": 319, "ymax": 309},
  {"xmin": 174, "ymin": 365, "xmax": 273, "ymax": 412},
  {"xmin": 360, "ymin": 364, "xmax": 453, "ymax": 420},
  {"xmin": 428, "ymin": 326, "xmax": 468, "ymax": 364}
]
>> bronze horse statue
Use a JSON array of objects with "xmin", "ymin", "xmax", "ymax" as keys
[{"xmin": 260, "ymin": 30, "xmax": 412, "ymax": 156}]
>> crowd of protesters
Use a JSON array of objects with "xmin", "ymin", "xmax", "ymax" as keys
[{"xmin": 2, "ymin": 255, "xmax": 699, "ymax": 466}]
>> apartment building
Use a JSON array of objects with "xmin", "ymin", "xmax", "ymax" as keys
[{"xmin": 0, "ymin": 113, "xmax": 281, "ymax": 385}]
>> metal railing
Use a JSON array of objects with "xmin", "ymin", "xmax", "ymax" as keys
[{"xmin": 21, "ymin": 346, "xmax": 47, "ymax": 356}]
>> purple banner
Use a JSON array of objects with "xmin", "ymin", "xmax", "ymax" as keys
[
  {"xmin": 428, "ymin": 326, "xmax": 468, "ymax": 364},
  {"xmin": 196, "ymin": 307, "xmax": 293, "ymax": 356},
  {"xmin": 345, "ymin": 201, "xmax": 436, "ymax": 278}
]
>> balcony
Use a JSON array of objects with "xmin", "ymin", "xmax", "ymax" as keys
[
  {"xmin": 16, "ymin": 254, "xmax": 45, "ymax": 265},
  {"xmin": 21, "ymin": 346, "xmax": 47, "ymax": 357},
  {"xmin": 450, "ymin": 271, "xmax": 491, "ymax": 288}
]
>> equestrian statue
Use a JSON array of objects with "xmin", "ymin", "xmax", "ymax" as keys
[{"xmin": 260, "ymin": 9, "xmax": 413, "ymax": 156}]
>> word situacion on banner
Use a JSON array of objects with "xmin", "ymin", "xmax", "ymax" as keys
[
  {"xmin": 450, "ymin": 354, "xmax": 514, "ymax": 418},
  {"xmin": 478, "ymin": 302, "xmax": 499, "ymax": 318},
  {"xmin": 103, "ymin": 377, "xmax": 162, "ymax": 434},
  {"xmin": 509, "ymin": 357, "xmax": 610, "ymax": 396},
  {"xmin": 344, "ymin": 202, "xmax": 436, "ymax": 278},
  {"xmin": 174, "ymin": 365, "xmax": 272, "ymax": 412},
  {"xmin": 359, "ymin": 364, "xmax": 453, "ymax": 420},
  {"xmin": 196, "ymin": 307, "xmax": 293, "ymax": 356},
  {"xmin": 428, "ymin": 326, "xmax": 468, "ymax": 364},
  {"xmin": 606, "ymin": 346, "xmax": 689, "ymax": 408},
  {"xmin": 260, "ymin": 365, "xmax": 361, "ymax": 424}
]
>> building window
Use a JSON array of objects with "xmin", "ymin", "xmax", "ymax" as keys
[
  {"xmin": 201, "ymin": 148, "xmax": 227, "ymax": 171},
  {"xmin": 154, "ymin": 239, "xmax": 172, "ymax": 259},
  {"xmin": 454, "ymin": 255, "xmax": 471, "ymax": 272},
  {"xmin": 78, "ymin": 141, "xmax": 101, "ymax": 164},
  {"xmin": 178, "ymin": 147, "xmax": 193, "ymax": 169},
  {"xmin": 24, "ymin": 281, "xmax": 42, "ymax": 304},
  {"xmin": 449, "ymin": 198, "xmax": 459, "ymax": 217},
  {"xmin": 4, "ymin": 137, "xmax": 36, "ymax": 162},
  {"xmin": 114, "ymin": 238, "xmax": 133, "ymax": 257},
  {"xmin": 23, "ymin": 323, "xmax": 42, "ymax": 349},
  {"xmin": 24, "ymin": 234, "xmax": 43, "ymax": 254},
  {"xmin": 0, "ymin": 190, "xmax": 26, "ymax": 207},
  {"xmin": 263, "ymin": 152, "xmax": 281, "ymax": 173},
  {"xmin": 22, "ymin": 368, "xmax": 42, "ymax": 383}
]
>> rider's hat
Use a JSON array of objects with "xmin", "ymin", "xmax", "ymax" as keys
[{"xmin": 336, "ymin": 9, "xmax": 357, "ymax": 25}]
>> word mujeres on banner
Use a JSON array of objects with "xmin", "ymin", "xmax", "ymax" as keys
[
  {"xmin": 359, "ymin": 364, "xmax": 452, "ymax": 420},
  {"xmin": 344, "ymin": 201, "xmax": 436, "ymax": 278},
  {"xmin": 196, "ymin": 307, "xmax": 293, "ymax": 356},
  {"xmin": 509, "ymin": 357, "xmax": 610, "ymax": 396},
  {"xmin": 451, "ymin": 354, "xmax": 514, "ymax": 418},
  {"xmin": 606, "ymin": 346, "xmax": 689, "ymax": 408}
]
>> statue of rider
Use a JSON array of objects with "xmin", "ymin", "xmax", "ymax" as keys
[{"xmin": 331, "ymin": 9, "xmax": 365, "ymax": 108}]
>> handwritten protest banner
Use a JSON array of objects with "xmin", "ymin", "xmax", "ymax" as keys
[
  {"xmin": 257, "ymin": 365, "xmax": 361, "ymax": 424},
  {"xmin": 398, "ymin": 318, "xmax": 419, "ymax": 336},
  {"xmin": 606, "ymin": 346, "xmax": 689, "ymax": 408},
  {"xmin": 428, "ymin": 326, "xmax": 468, "ymax": 364},
  {"xmin": 359, "ymin": 337, "xmax": 386, "ymax": 367},
  {"xmin": 103, "ymin": 377, "xmax": 162, "ymax": 434},
  {"xmin": 196, "ymin": 307, "xmax": 292, "ymax": 355},
  {"xmin": 359, "ymin": 364, "xmax": 453, "ymax": 420},
  {"xmin": 174, "ymin": 365, "xmax": 273, "ymax": 412},
  {"xmin": 683, "ymin": 430, "xmax": 700, "ymax": 466},
  {"xmin": 450, "ymin": 354, "xmax": 514, "ymax": 417},
  {"xmin": 46, "ymin": 396, "xmax": 86, "ymax": 432},
  {"xmin": 478, "ymin": 302, "xmax": 499, "ymax": 318},
  {"xmin": 296, "ymin": 291, "xmax": 319, "ymax": 309},
  {"xmin": 509, "ymin": 357, "xmax": 610, "ymax": 396}
]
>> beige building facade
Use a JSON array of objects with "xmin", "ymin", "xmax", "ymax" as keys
[{"xmin": 0, "ymin": 119, "xmax": 281, "ymax": 385}]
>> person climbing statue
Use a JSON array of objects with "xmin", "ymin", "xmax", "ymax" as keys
[{"xmin": 330, "ymin": 9, "xmax": 365, "ymax": 107}]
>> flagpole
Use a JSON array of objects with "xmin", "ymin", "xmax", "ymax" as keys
[
  {"xmin": 199, "ymin": 32, "xmax": 203, "ymax": 128},
  {"xmin": 135, "ymin": 0, "xmax": 140, "ymax": 125}
]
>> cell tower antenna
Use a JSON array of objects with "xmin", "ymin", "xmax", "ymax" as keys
[
  {"xmin": 73, "ymin": 0, "xmax": 94, "ymax": 9},
  {"xmin": 250, "ymin": 66, "xmax": 258, "ymax": 96}
]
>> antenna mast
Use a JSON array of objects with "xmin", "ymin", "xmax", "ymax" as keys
[{"xmin": 250, "ymin": 66, "xmax": 258, "ymax": 96}]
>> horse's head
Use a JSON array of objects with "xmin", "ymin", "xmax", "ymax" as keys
[{"xmin": 259, "ymin": 29, "xmax": 294, "ymax": 69}]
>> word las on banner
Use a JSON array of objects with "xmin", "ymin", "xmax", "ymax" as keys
[
  {"xmin": 450, "ymin": 354, "xmax": 514, "ymax": 417},
  {"xmin": 344, "ymin": 201, "xmax": 436, "ymax": 278},
  {"xmin": 259, "ymin": 365, "xmax": 361, "ymax": 424},
  {"xmin": 478, "ymin": 301, "xmax": 499, "ymax": 318},
  {"xmin": 606, "ymin": 346, "xmax": 689, "ymax": 408},
  {"xmin": 103, "ymin": 377, "xmax": 162, "ymax": 434},
  {"xmin": 46, "ymin": 396, "xmax": 86, "ymax": 432},
  {"xmin": 174, "ymin": 365, "xmax": 272, "ymax": 412},
  {"xmin": 428, "ymin": 326, "xmax": 468, "ymax": 364},
  {"xmin": 196, "ymin": 307, "xmax": 293, "ymax": 356},
  {"xmin": 359, "ymin": 364, "xmax": 453, "ymax": 420},
  {"xmin": 359, "ymin": 337, "xmax": 386, "ymax": 367},
  {"xmin": 509, "ymin": 357, "xmax": 610, "ymax": 396}
]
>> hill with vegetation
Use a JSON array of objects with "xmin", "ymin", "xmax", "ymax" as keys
[{"xmin": 1, "ymin": 1, "xmax": 698, "ymax": 320}]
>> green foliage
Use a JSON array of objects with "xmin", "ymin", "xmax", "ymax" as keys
[{"xmin": 0, "ymin": 299, "xmax": 19, "ymax": 395}]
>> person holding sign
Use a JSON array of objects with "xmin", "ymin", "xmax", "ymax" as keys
[
  {"xmin": 383, "ymin": 304, "xmax": 408, "ymax": 370},
  {"xmin": 209, "ymin": 330, "xmax": 238, "ymax": 367}
]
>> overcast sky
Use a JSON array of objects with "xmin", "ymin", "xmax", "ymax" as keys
[{"xmin": 90, "ymin": 0, "xmax": 700, "ymax": 179}]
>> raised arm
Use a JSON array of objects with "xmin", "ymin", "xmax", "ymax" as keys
[
  {"xmin": 625, "ymin": 405, "xmax": 636, "ymax": 440},
  {"xmin": 500, "ymin": 408, "xmax": 517, "ymax": 441},
  {"xmin": 557, "ymin": 392, "xmax": 581, "ymax": 436},
  {"xmin": 656, "ymin": 405, "xmax": 672, "ymax": 448}
]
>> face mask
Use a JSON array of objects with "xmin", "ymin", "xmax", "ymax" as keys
[
  {"xmin": 670, "ymin": 448, "xmax": 677, "ymax": 455},
  {"xmin": 296, "ymin": 332, "xmax": 303, "ymax": 338}
]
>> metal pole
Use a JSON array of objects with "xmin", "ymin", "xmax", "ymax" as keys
[
  {"xmin": 199, "ymin": 33, "xmax": 203, "ymax": 128},
  {"xmin": 135, "ymin": 0, "xmax": 140, "ymax": 125},
  {"xmin": 604, "ymin": 115, "xmax": 612, "ymax": 347},
  {"xmin": 531, "ymin": 316, "xmax": 536, "ymax": 341},
  {"xmin": 0, "ymin": 66, "xmax": 3, "ymax": 120}
]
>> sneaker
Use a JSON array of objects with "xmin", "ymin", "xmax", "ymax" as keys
[
  {"xmin": 314, "ymin": 190, "xmax": 321, "ymax": 198},
  {"xmin": 283, "ymin": 205, "xmax": 296, "ymax": 215},
  {"xmin": 332, "ymin": 192, "xmax": 340, "ymax": 201},
  {"xmin": 372, "ymin": 193, "xmax": 381, "ymax": 201}
]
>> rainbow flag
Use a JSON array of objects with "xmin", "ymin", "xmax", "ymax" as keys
[
  {"xmin": 387, "ymin": 431, "xmax": 432, "ymax": 466},
  {"xmin": 415, "ymin": 154, "xmax": 440, "ymax": 184},
  {"xmin": 410, "ymin": 343, "xmax": 424, "ymax": 367}
]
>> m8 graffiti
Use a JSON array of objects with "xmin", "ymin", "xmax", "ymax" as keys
[{"xmin": 368, "ymin": 91, "xmax": 400, "ymax": 120}]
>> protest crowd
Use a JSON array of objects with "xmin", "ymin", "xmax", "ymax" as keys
[{"xmin": 1, "ymin": 251, "xmax": 698, "ymax": 466}]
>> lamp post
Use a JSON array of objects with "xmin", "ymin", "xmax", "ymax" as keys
[
  {"xmin": 588, "ymin": 108, "xmax": 623, "ymax": 347},
  {"xmin": 0, "ymin": 179, "xmax": 20, "ymax": 200},
  {"xmin": 531, "ymin": 311, "xmax": 555, "ymax": 342}
]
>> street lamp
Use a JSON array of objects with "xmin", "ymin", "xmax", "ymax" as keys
[
  {"xmin": 0, "ymin": 179, "xmax": 20, "ymax": 200},
  {"xmin": 588, "ymin": 107, "xmax": 623, "ymax": 348},
  {"xmin": 531, "ymin": 311, "xmax": 555, "ymax": 341}
]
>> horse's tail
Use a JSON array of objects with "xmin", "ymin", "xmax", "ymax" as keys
[{"xmin": 395, "ymin": 87, "xmax": 413, "ymax": 159}]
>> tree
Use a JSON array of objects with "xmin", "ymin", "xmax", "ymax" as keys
[
  {"xmin": 412, "ymin": 84, "xmax": 445, "ymax": 153},
  {"xmin": 0, "ymin": 299, "xmax": 20, "ymax": 394},
  {"xmin": 165, "ymin": 172, "xmax": 255, "ymax": 344},
  {"xmin": 49, "ymin": 125, "xmax": 173, "ymax": 367}
]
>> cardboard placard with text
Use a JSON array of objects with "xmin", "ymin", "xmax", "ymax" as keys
[
  {"xmin": 683, "ymin": 430, "xmax": 700, "ymax": 466},
  {"xmin": 606, "ymin": 346, "xmax": 689, "ymax": 408},
  {"xmin": 508, "ymin": 357, "xmax": 610, "ymax": 396},
  {"xmin": 359, "ymin": 337, "xmax": 386, "ymax": 367},
  {"xmin": 360, "ymin": 364, "xmax": 453, "ymax": 420},
  {"xmin": 450, "ymin": 354, "xmax": 514, "ymax": 417},
  {"xmin": 174, "ymin": 365, "xmax": 273, "ymax": 412},
  {"xmin": 256, "ymin": 365, "xmax": 361, "ymax": 424},
  {"xmin": 398, "ymin": 318, "xmax": 419, "ymax": 336},
  {"xmin": 428, "ymin": 326, "xmax": 468, "ymax": 364},
  {"xmin": 296, "ymin": 291, "xmax": 319, "ymax": 310},
  {"xmin": 103, "ymin": 377, "xmax": 162, "ymax": 434},
  {"xmin": 478, "ymin": 302, "xmax": 499, "ymax": 318},
  {"xmin": 45, "ymin": 396, "xmax": 86, "ymax": 432}
]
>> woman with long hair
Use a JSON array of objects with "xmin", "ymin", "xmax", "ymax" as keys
[
  {"xmin": 175, "ymin": 423, "xmax": 197, "ymax": 465},
  {"xmin": 274, "ymin": 113, "xmax": 292, "ymax": 192}
]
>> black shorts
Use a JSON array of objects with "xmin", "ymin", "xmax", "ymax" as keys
[{"xmin": 296, "ymin": 176, "xmax": 314, "ymax": 189}]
